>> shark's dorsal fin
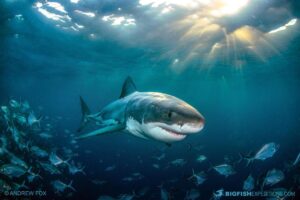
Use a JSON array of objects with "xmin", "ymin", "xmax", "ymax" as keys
[{"xmin": 119, "ymin": 76, "xmax": 137, "ymax": 98}]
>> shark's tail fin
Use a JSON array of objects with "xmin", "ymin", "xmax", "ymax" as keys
[{"xmin": 77, "ymin": 96, "xmax": 91, "ymax": 132}]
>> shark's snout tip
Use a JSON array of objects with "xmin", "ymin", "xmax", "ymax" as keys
[{"xmin": 199, "ymin": 117, "xmax": 205, "ymax": 128}]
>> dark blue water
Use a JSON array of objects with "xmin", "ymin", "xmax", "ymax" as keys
[{"xmin": 1, "ymin": 0, "xmax": 300, "ymax": 199}]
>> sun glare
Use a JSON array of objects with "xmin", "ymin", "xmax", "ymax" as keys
[
  {"xmin": 31, "ymin": 0, "xmax": 298, "ymax": 70},
  {"xmin": 211, "ymin": 0, "xmax": 249, "ymax": 17}
]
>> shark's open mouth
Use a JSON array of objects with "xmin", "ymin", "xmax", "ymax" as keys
[{"xmin": 160, "ymin": 126, "xmax": 186, "ymax": 138}]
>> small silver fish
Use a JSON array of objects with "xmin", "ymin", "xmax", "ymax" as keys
[
  {"xmin": 39, "ymin": 132, "xmax": 53, "ymax": 139},
  {"xmin": 152, "ymin": 164, "xmax": 160, "ymax": 169},
  {"xmin": 31, "ymin": 146, "xmax": 49, "ymax": 158},
  {"xmin": 8, "ymin": 153, "xmax": 28, "ymax": 169},
  {"xmin": 188, "ymin": 169, "xmax": 206, "ymax": 186},
  {"xmin": 91, "ymin": 179, "xmax": 107, "ymax": 185},
  {"xmin": 254, "ymin": 143, "xmax": 279, "ymax": 160},
  {"xmin": 27, "ymin": 112, "xmax": 41, "ymax": 127},
  {"xmin": 185, "ymin": 188, "xmax": 200, "ymax": 200},
  {"xmin": 68, "ymin": 161, "xmax": 85, "ymax": 175},
  {"xmin": 97, "ymin": 195, "xmax": 116, "ymax": 200},
  {"xmin": 52, "ymin": 180, "xmax": 76, "ymax": 193},
  {"xmin": 12, "ymin": 181, "xmax": 29, "ymax": 190},
  {"xmin": 196, "ymin": 155, "xmax": 207, "ymax": 163},
  {"xmin": 243, "ymin": 174, "xmax": 255, "ymax": 191},
  {"xmin": 40, "ymin": 162, "xmax": 61, "ymax": 175},
  {"xmin": 152, "ymin": 153, "xmax": 166, "ymax": 161},
  {"xmin": 122, "ymin": 177, "xmax": 134, "ymax": 182},
  {"xmin": 293, "ymin": 152, "xmax": 300, "ymax": 166},
  {"xmin": 262, "ymin": 169, "xmax": 285, "ymax": 188},
  {"xmin": 159, "ymin": 185, "xmax": 169, "ymax": 200},
  {"xmin": 0, "ymin": 164, "xmax": 30, "ymax": 178},
  {"xmin": 49, "ymin": 152, "xmax": 69, "ymax": 166},
  {"xmin": 20, "ymin": 101, "xmax": 30, "ymax": 113},
  {"xmin": 241, "ymin": 142, "xmax": 279, "ymax": 165},
  {"xmin": 9, "ymin": 100, "xmax": 20, "ymax": 109},
  {"xmin": 104, "ymin": 165, "xmax": 116, "ymax": 171},
  {"xmin": 27, "ymin": 171, "xmax": 43, "ymax": 183},
  {"xmin": 0, "ymin": 179, "xmax": 12, "ymax": 192},
  {"xmin": 118, "ymin": 192, "xmax": 136, "ymax": 200},
  {"xmin": 213, "ymin": 164, "xmax": 235, "ymax": 178},
  {"xmin": 10, "ymin": 126, "xmax": 21, "ymax": 145},
  {"xmin": 14, "ymin": 114, "xmax": 27, "ymax": 126},
  {"xmin": 170, "ymin": 158, "xmax": 186, "ymax": 166},
  {"xmin": 1, "ymin": 106, "xmax": 10, "ymax": 114}
]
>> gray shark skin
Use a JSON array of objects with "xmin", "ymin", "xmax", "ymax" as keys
[{"xmin": 76, "ymin": 77, "xmax": 205, "ymax": 144}]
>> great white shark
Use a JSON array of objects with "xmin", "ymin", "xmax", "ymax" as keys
[{"xmin": 76, "ymin": 77, "xmax": 205, "ymax": 144}]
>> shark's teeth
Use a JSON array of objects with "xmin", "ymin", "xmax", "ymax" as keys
[{"xmin": 160, "ymin": 127, "xmax": 185, "ymax": 137}]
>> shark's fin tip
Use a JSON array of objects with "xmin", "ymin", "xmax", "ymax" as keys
[{"xmin": 119, "ymin": 76, "xmax": 137, "ymax": 98}]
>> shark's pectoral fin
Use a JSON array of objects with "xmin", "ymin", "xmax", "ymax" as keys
[{"xmin": 76, "ymin": 124, "xmax": 125, "ymax": 140}]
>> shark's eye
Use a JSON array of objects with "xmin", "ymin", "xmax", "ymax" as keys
[
  {"xmin": 168, "ymin": 111, "xmax": 173, "ymax": 118},
  {"xmin": 162, "ymin": 111, "xmax": 172, "ymax": 119}
]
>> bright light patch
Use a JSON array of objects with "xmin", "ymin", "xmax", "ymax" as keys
[
  {"xmin": 161, "ymin": 6, "xmax": 173, "ymax": 14},
  {"xmin": 233, "ymin": 26, "xmax": 257, "ymax": 44},
  {"xmin": 89, "ymin": 33, "xmax": 97, "ymax": 40},
  {"xmin": 211, "ymin": 0, "xmax": 249, "ymax": 17},
  {"xmin": 102, "ymin": 15, "xmax": 136, "ymax": 26},
  {"xmin": 286, "ymin": 18, "xmax": 297, "ymax": 26},
  {"xmin": 139, "ymin": 0, "xmax": 248, "ymax": 16},
  {"xmin": 208, "ymin": 42, "xmax": 223, "ymax": 58},
  {"xmin": 198, "ymin": 0, "xmax": 211, "ymax": 5},
  {"xmin": 31, "ymin": 0, "xmax": 296, "ymax": 71},
  {"xmin": 75, "ymin": 23, "xmax": 84, "ymax": 29},
  {"xmin": 15, "ymin": 14, "xmax": 24, "ymax": 21},
  {"xmin": 35, "ymin": 2, "xmax": 43, "ymax": 8},
  {"xmin": 34, "ymin": 2, "xmax": 71, "ymax": 23},
  {"xmin": 268, "ymin": 18, "xmax": 297, "ymax": 34},
  {"xmin": 70, "ymin": 0, "xmax": 80, "ymax": 3},
  {"xmin": 124, "ymin": 18, "xmax": 136, "ymax": 26},
  {"xmin": 102, "ymin": 15, "xmax": 110, "ymax": 22},
  {"xmin": 112, "ymin": 16, "xmax": 125, "ymax": 26},
  {"xmin": 139, "ymin": 0, "xmax": 203, "ymax": 8},
  {"xmin": 74, "ymin": 10, "xmax": 96, "ymax": 17},
  {"xmin": 70, "ymin": 26, "xmax": 79, "ymax": 31},
  {"xmin": 46, "ymin": 2, "xmax": 67, "ymax": 14},
  {"xmin": 268, "ymin": 26, "xmax": 286, "ymax": 34},
  {"xmin": 37, "ymin": 8, "xmax": 65, "ymax": 21}
]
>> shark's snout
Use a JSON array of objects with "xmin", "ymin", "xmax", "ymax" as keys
[
  {"xmin": 196, "ymin": 113, "xmax": 205, "ymax": 130},
  {"xmin": 194, "ymin": 116, "xmax": 205, "ymax": 132},
  {"xmin": 181, "ymin": 115, "xmax": 205, "ymax": 134},
  {"xmin": 181, "ymin": 119, "xmax": 204, "ymax": 135}
]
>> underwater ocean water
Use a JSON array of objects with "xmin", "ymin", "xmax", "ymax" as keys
[{"xmin": 1, "ymin": 0, "xmax": 300, "ymax": 199}]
